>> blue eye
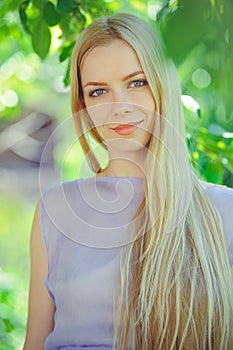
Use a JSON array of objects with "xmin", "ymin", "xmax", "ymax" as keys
[
  {"xmin": 89, "ymin": 89, "xmax": 105, "ymax": 97},
  {"xmin": 130, "ymin": 80, "xmax": 147, "ymax": 88}
]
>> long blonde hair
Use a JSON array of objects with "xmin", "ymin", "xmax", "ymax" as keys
[{"xmin": 70, "ymin": 13, "xmax": 233, "ymax": 349}]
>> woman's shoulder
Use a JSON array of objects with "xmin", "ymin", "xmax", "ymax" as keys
[
  {"xmin": 202, "ymin": 181, "xmax": 233, "ymax": 208},
  {"xmin": 202, "ymin": 181, "xmax": 233, "ymax": 222},
  {"xmin": 40, "ymin": 179, "xmax": 92, "ymax": 244},
  {"xmin": 41, "ymin": 178, "xmax": 86, "ymax": 201},
  {"xmin": 202, "ymin": 181, "xmax": 233, "ymax": 256},
  {"xmin": 40, "ymin": 179, "xmax": 86, "ymax": 223}
]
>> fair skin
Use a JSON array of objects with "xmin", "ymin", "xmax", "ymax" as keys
[
  {"xmin": 81, "ymin": 39, "xmax": 156, "ymax": 178},
  {"xmin": 23, "ymin": 40, "xmax": 156, "ymax": 348}
]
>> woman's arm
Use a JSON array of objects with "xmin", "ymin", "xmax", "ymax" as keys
[{"xmin": 23, "ymin": 200, "xmax": 55, "ymax": 350}]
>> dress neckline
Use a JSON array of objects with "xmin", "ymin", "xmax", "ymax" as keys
[{"xmin": 94, "ymin": 176, "xmax": 144, "ymax": 181}]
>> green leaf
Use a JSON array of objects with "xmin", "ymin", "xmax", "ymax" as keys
[
  {"xmin": 59, "ymin": 42, "xmax": 74, "ymax": 62},
  {"xmin": 43, "ymin": 1, "xmax": 62, "ymax": 26},
  {"xmin": 32, "ymin": 20, "xmax": 51, "ymax": 58},
  {"xmin": 57, "ymin": 0, "xmax": 77, "ymax": 14},
  {"xmin": 69, "ymin": 16, "xmax": 85, "ymax": 33},
  {"xmin": 19, "ymin": 0, "xmax": 32, "ymax": 34},
  {"xmin": 32, "ymin": 0, "xmax": 47, "ymax": 11},
  {"xmin": 58, "ymin": 13, "xmax": 83, "ymax": 40},
  {"xmin": 63, "ymin": 59, "xmax": 71, "ymax": 86},
  {"xmin": 204, "ymin": 161, "xmax": 223, "ymax": 184},
  {"xmin": 73, "ymin": 9, "xmax": 86, "ymax": 27},
  {"xmin": 19, "ymin": 0, "xmax": 31, "ymax": 11},
  {"xmin": 160, "ymin": 0, "xmax": 209, "ymax": 64}
]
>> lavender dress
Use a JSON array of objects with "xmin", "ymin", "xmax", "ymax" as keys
[{"xmin": 40, "ymin": 177, "xmax": 233, "ymax": 350}]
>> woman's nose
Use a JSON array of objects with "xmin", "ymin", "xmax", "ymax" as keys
[{"xmin": 112, "ymin": 90, "xmax": 134, "ymax": 116}]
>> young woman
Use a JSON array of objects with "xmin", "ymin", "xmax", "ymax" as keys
[{"xmin": 23, "ymin": 13, "xmax": 233, "ymax": 350}]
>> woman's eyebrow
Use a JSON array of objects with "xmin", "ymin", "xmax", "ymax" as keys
[
  {"xmin": 122, "ymin": 70, "xmax": 144, "ymax": 81},
  {"xmin": 83, "ymin": 70, "xmax": 145, "ymax": 88},
  {"xmin": 83, "ymin": 81, "xmax": 108, "ymax": 88}
]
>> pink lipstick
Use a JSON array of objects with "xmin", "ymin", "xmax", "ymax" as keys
[{"xmin": 111, "ymin": 121, "xmax": 142, "ymax": 136}]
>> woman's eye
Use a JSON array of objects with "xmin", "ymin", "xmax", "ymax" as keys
[
  {"xmin": 89, "ymin": 89, "xmax": 105, "ymax": 97},
  {"xmin": 130, "ymin": 80, "xmax": 147, "ymax": 88}
]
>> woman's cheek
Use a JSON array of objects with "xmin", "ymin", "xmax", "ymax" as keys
[{"xmin": 87, "ymin": 108, "xmax": 106, "ymax": 130}]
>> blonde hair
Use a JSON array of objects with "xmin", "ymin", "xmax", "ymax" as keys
[{"xmin": 70, "ymin": 13, "xmax": 233, "ymax": 349}]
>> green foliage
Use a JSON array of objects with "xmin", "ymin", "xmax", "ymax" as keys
[
  {"xmin": 155, "ymin": 0, "xmax": 233, "ymax": 186},
  {"xmin": 19, "ymin": 1, "xmax": 31, "ymax": 34},
  {"xmin": 43, "ymin": 1, "xmax": 62, "ymax": 26},
  {"xmin": 187, "ymin": 125, "xmax": 233, "ymax": 184},
  {"xmin": 0, "ymin": 195, "xmax": 33, "ymax": 349},
  {"xmin": 57, "ymin": 0, "xmax": 77, "ymax": 14},
  {"xmin": 32, "ymin": 19, "xmax": 51, "ymax": 58},
  {"xmin": 0, "ymin": 270, "xmax": 27, "ymax": 350},
  {"xmin": 14, "ymin": 0, "xmax": 116, "ymax": 77}
]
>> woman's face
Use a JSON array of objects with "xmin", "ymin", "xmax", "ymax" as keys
[{"xmin": 80, "ymin": 39, "xmax": 156, "ymax": 151}]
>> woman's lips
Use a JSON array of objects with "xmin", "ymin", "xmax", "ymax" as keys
[{"xmin": 111, "ymin": 121, "xmax": 142, "ymax": 136}]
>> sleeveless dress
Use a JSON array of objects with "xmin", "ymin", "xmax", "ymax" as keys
[{"xmin": 40, "ymin": 177, "xmax": 233, "ymax": 350}]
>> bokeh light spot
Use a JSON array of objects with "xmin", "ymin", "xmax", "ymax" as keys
[
  {"xmin": 2, "ymin": 90, "xmax": 19, "ymax": 107},
  {"xmin": 192, "ymin": 68, "xmax": 211, "ymax": 89}
]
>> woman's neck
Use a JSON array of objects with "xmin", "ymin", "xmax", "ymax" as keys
[
  {"xmin": 96, "ymin": 142, "xmax": 148, "ymax": 178},
  {"xmin": 97, "ymin": 159, "xmax": 145, "ymax": 178}
]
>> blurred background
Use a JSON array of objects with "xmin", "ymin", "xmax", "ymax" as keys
[{"xmin": 0, "ymin": 0, "xmax": 232, "ymax": 348}]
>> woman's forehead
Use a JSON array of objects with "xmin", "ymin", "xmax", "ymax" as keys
[{"xmin": 80, "ymin": 39, "xmax": 143, "ymax": 82}]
